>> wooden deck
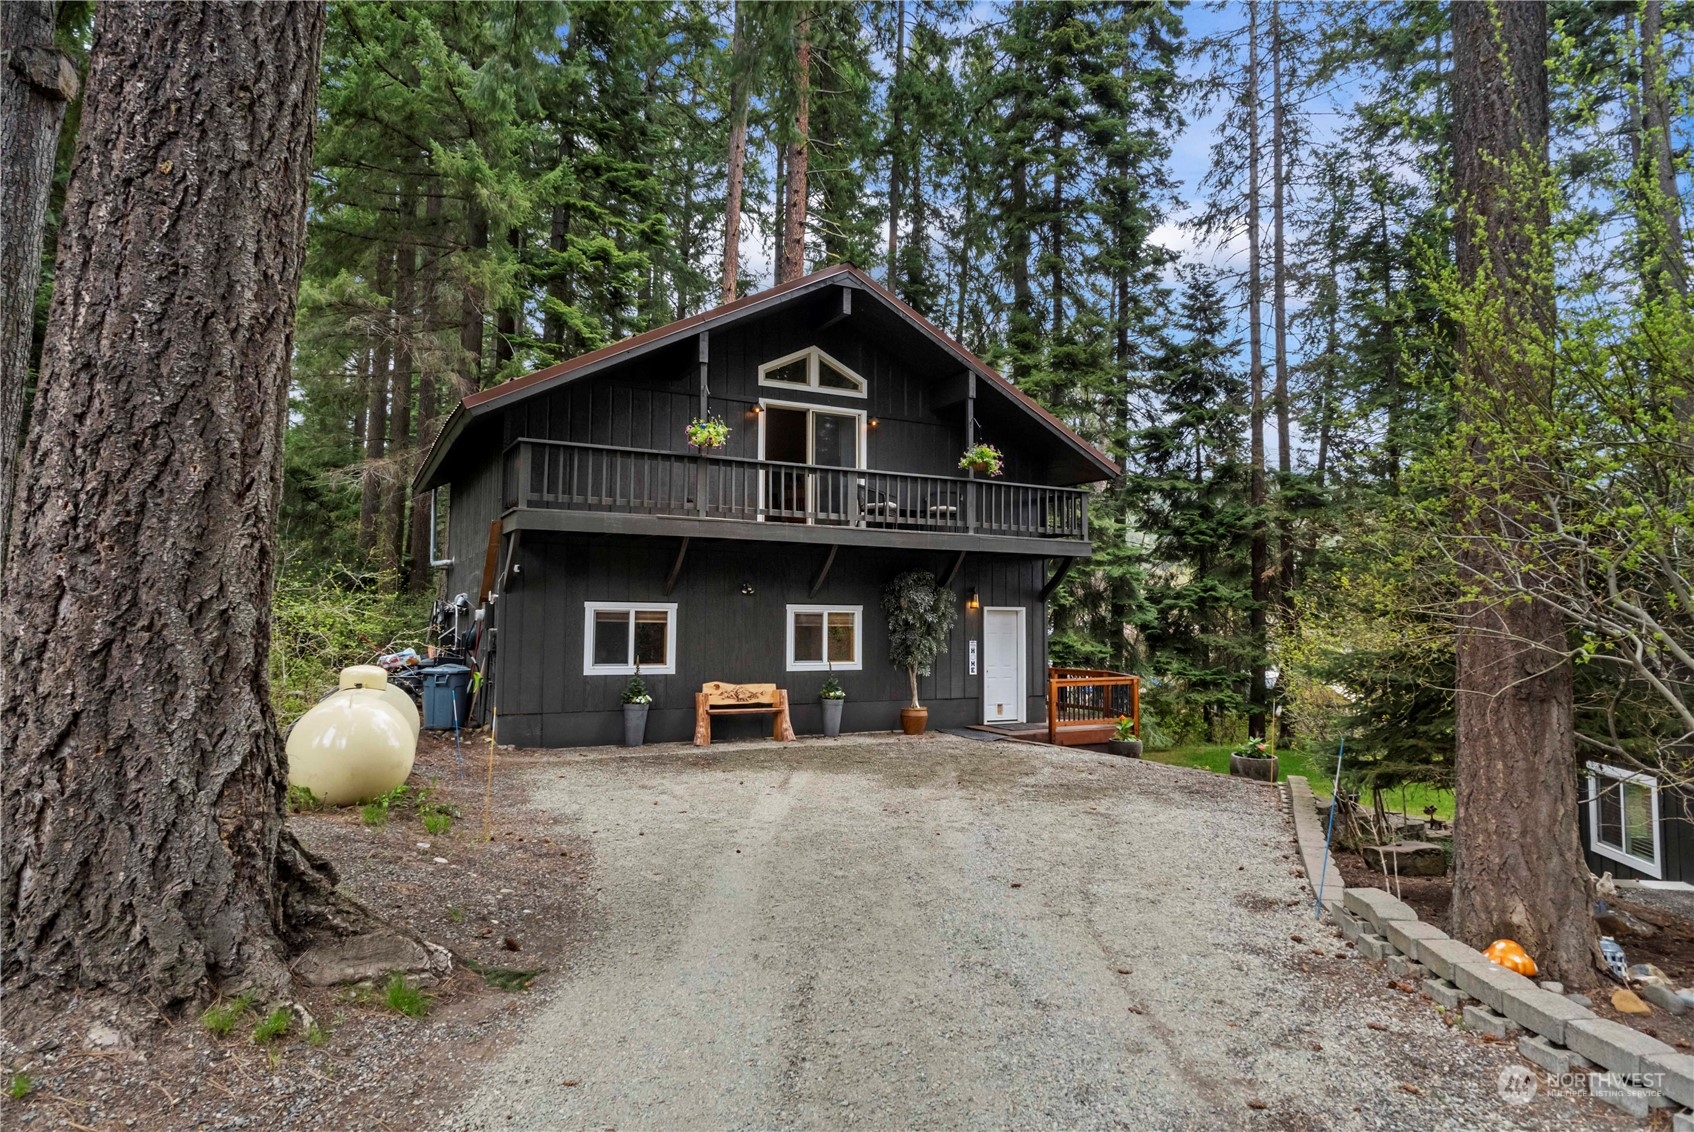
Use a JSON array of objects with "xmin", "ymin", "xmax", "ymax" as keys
[{"xmin": 971, "ymin": 668, "xmax": 1139, "ymax": 748}]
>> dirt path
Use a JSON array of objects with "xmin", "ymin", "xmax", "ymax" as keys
[{"xmin": 451, "ymin": 735, "xmax": 1627, "ymax": 1131}]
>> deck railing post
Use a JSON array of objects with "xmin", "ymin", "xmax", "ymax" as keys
[
  {"xmin": 696, "ymin": 454, "xmax": 708, "ymax": 517},
  {"xmin": 518, "ymin": 442, "xmax": 534, "ymax": 509},
  {"xmin": 1046, "ymin": 670, "xmax": 1058, "ymax": 745},
  {"xmin": 1131, "ymin": 676, "xmax": 1140, "ymax": 739}
]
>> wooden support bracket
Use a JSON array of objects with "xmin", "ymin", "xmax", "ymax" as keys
[
  {"xmin": 1039, "ymin": 556, "xmax": 1076, "ymax": 602},
  {"xmin": 664, "ymin": 537, "xmax": 691, "ymax": 596},
  {"xmin": 809, "ymin": 544, "xmax": 839, "ymax": 597},
  {"xmin": 939, "ymin": 550, "xmax": 966, "ymax": 589}
]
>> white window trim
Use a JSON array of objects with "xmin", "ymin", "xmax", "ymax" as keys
[
  {"xmin": 756, "ymin": 346, "xmax": 868, "ymax": 398},
  {"xmin": 1585, "ymin": 761, "xmax": 1662, "ymax": 878},
  {"xmin": 428, "ymin": 487, "xmax": 453, "ymax": 567},
  {"xmin": 583, "ymin": 602, "xmax": 678, "ymax": 675},
  {"xmin": 756, "ymin": 399, "xmax": 868, "ymax": 469},
  {"xmin": 785, "ymin": 604, "xmax": 863, "ymax": 671}
]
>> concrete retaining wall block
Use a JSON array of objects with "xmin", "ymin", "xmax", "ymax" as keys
[
  {"xmin": 1383, "ymin": 919, "xmax": 1447, "ymax": 964},
  {"xmin": 1423, "ymin": 979, "xmax": 1469, "ymax": 1011},
  {"xmin": 1460, "ymin": 1004, "xmax": 1518, "ymax": 1039},
  {"xmin": 1497, "ymin": 986, "xmax": 1594, "ymax": 1047},
  {"xmin": 1453, "ymin": 960, "xmax": 1540, "ymax": 1014},
  {"xmin": 1341, "ymin": 887, "xmax": 1418, "ymax": 932},
  {"xmin": 1519, "ymin": 1034, "xmax": 1593, "ymax": 1076},
  {"xmin": 1565, "ymin": 1017, "xmax": 1677, "ymax": 1078},
  {"xmin": 1644, "ymin": 1053, "xmax": 1694, "ymax": 1110}
]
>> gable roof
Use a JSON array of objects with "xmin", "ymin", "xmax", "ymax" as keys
[{"xmin": 414, "ymin": 264, "xmax": 1118, "ymax": 490}]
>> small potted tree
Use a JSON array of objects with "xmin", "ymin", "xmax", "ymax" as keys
[
  {"xmin": 1107, "ymin": 716, "xmax": 1142, "ymax": 758},
  {"xmin": 958, "ymin": 443, "xmax": 1004, "ymax": 477},
  {"xmin": 621, "ymin": 671, "xmax": 652, "ymax": 747},
  {"xmin": 883, "ymin": 570, "xmax": 959, "ymax": 735},
  {"xmin": 819, "ymin": 674, "xmax": 845, "ymax": 737},
  {"xmin": 1228, "ymin": 736, "xmax": 1277, "ymax": 783}
]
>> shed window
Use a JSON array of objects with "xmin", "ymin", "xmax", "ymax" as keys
[
  {"xmin": 1586, "ymin": 762, "xmax": 1661, "ymax": 878},
  {"xmin": 583, "ymin": 603, "xmax": 677, "ymax": 675},
  {"xmin": 786, "ymin": 605, "xmax": 862, "ymax": 671},
  {"xmin": 757, "ymin": 347, "xmax": 866, "ymax": 397}
]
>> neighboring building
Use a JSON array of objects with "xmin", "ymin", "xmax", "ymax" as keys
[
  {"xmin": 1580, "ymin": 760, "xmax": 1694, "ymax": 885},
  {"xmin": 414, "ymin": 265, "xmax": 1117, "ymax": 748}
]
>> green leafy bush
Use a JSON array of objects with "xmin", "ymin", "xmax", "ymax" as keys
[{"xmin": 270, "ymin": 569, "xmax": 428, "ymax": 727}]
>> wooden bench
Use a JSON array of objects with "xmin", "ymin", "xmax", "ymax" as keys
[{"xmin": 693, "ymin": 681, "xmax": 796, "ymax": 746}]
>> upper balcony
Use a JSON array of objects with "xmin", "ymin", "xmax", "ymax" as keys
[{"xmin": 499, "ymin": 439, "xmax": 1091, "ymax": 557}]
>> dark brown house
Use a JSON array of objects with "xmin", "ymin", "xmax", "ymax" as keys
[{"xmin": 414, "ymin": 265, "xmax": 1119, "ymax": 748}]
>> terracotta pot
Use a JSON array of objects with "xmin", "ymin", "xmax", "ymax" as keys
[{"xmin": 900, "ymin": 706, "xmax": 928, "ymax": 735}]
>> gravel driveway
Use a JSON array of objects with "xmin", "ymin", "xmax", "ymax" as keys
[{"xmin": 452, "ymin": 734, "xmax": 1626, "ymax": 1131}]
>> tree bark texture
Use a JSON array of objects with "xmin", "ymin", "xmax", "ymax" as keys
[
  {"xmin": 885, "ymin": 0, "xmax": 904, "ymax": 291},
  {"xmin": 1, "ymin": 1, "xmax": 337, "ymax": 1005},
  {"xmin": 778, "ymin": 17, "xmax": 811, "ymax": 284},
  {"xmin": 1450, "ymin": 0, "xmax": 1597, "ymax": 987},
  {"xmin": 357, "ymin": 248, "xmax": 392, "ymax": 555},
  {"xmin": 0, "ymin": 0, "xmax": 78, "ymax": 571},
  {"xmin": 1638, "ymin": 0, "xmax": 1686, "ymax": 299},
  {"xmin": 1245, "ymin": 1, "xmax": 1268, "ymax": 739},
  {"xmin": 720, "ymin": 2, "xmax": 749, "ymax": 304},
  {"xmin": 1270, "ymin": 1, "xmax": 1295, "ymax": 616}
]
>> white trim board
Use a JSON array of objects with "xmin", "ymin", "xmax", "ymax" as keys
[
  {"xmin": 582, "ymin": 601, "xmax": 678, "ymax": 676},
  {"xmin": 980, "ymin": 606, "xmax": 1026, "ymax": 724},
  {"xmin": 1584, "ymin": 760, "xmax": 1662, "ymax": 879}
]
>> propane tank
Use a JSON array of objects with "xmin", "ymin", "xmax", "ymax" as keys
[
  {"xmin": 338, "ymin": 664, "xmax": 420, "ymax": 741},
  {"xmin": 286, "ymin": 688, "xmax": 415, "ymax": 806}
]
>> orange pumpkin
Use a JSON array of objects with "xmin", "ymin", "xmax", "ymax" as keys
[{"xmin": 1483, "ymin": 939, "xmax": 1538, "ymax": 977}]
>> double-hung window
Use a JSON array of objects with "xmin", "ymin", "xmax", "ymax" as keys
[
  {"xmin": 1586, "ymin": 762, "xmax": 1661, "ymax": 877},
  {"xmin": 583, "ymin": 602, "xmax": 677, "ymax": 675},
  {"xmin": 786, "ymin": 605, "xmax": 862, "ymax": 671}
]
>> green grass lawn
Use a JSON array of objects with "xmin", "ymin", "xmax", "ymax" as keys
[{"xmin": 1142, "ymin": 743, "xmax": 1455, "ymax": 822}]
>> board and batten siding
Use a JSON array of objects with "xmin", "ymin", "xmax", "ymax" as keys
[
  {"xmin": 490, "ymin": 532, "xmax": 1049, "ymax": 748},
  {"xmin": 495, "ymin": 307, "xmax": 1044, "ymax": 484}
]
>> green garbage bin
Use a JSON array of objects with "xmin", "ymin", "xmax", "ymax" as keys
[{"xmin": 422, "ymin": 664, "xmax": 473, "ymax": 730}]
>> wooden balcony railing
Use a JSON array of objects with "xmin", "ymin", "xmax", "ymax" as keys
[
  {"xmin": 1046, "ymin": 666, "xmax": 1139, "ymax": 745},
  {"xmin": 501, "ymin": 439, "xmax": 1088, "ymax": 542}
]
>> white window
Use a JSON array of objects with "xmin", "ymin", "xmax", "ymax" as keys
[
  {"xmin": 428, "ymin": 487, "xmax": 452, "ymax": 567},
  {"xmin": 786, "ymin": 605, "xmax": 862, "ymax": 671},
  {"xmin": 1586, "ymin": 762, "xmax": 1661, "ymax": 878},
  {"xmin": 583, "ymin": 602, "xmax": 677, "ymax": 675},
  {"xmin": 757, "ymin": 347, "xmax": 867, "ymax": 397}
]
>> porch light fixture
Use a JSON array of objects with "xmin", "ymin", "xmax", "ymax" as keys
[
  {"xmin": 966, "ymin": 589, "xmax": 979, "ymax": 610},
  {"xmin": 869, "ymin": 416, "xmax": 879, "ymax": 428}
]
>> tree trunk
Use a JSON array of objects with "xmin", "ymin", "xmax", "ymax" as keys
[
  {"xmin": 1245, "ymin": 1, "xmax": 1268, "ymax": 739},
  {"xmin": 885, "ymin": 0, "xmax": 904, "ymax": 290},
  {"xmin": 778, "ymin": 15, "xmax": 810, "ymax": 284},
  {"xmin": 1270, "ymin": 1, "xmax": 1294, "ymax": 615},
  {"xmin": 407, "ymin": 190, "xmax": 444, "ymax": 596},
  {"xmin": 0, "ymin": 0, "xmax": 78, "ymax": 571},
  {"xmin": 0, "ymin": 0, "xmax": 346, "ymax": 1006},
  {"xmin": 385, "ymin": 201, "xmax": 415, "ymax": 581},
  {"xmin": 358, "ymin": 247, "xmax": 392, "ymax": 555},
  {"xmin": 1639, "ymin": 0, "xmax": 1687, "ymax": 299},
  {"xmin": 720, "ymin": 1, "xmax": 749, "ymax": 304},
  {"xmin": 1450, "ymin": 0, "xmax": 1597, "ymax": 988},
  {"xmin": 462, "ymin": 210, "xmax": 487, "ymax": 385}
]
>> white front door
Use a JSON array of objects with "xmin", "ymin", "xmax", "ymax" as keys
[{"xmin": 982, "ymin": 608, "xmax": 1025, "ymax": 723}]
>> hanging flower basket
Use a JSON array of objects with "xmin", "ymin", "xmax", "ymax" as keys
[
  {"xmin": 958, "ymin": 443, "xmax": 1004, "ymax": 477},
  {"xmin": 687, "ymin": 417, "xmax": 730, "ymax": 450}
]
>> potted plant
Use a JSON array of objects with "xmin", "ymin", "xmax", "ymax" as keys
[
  {"xmin": 1228, "ymin": 736, "xmax": 1278, "ymax": 783},
  {"xmin": 686, "ymin": 416, "xmax": 730, "ymax": 450},
  {"xmin": 958, "ymin": 443, "xmax": 1004, "ymax": 477},
  {"xmin": 1106, "ymin": 716, "xmax": 1142, "ymax": 758},
  {"xmin": 621, "ymin": 672, "xmax": 652, "ymax": 747},
  {"xmin": 819, "ymin": 675, "xmax": 846, "ymax": 737},
  {"xmin": 883, "ymin": 570, "xmax": 959, "ymax": 735}
]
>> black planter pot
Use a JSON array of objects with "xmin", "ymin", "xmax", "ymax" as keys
[
  {"xmin": 1106, "ymin": 739, "xmax": 1142, "ymax": 758},
  {"xmin": 622, "ymin": 702, "xmax": 649, "ymax": 747},
  {"xmin": 821, "ymin": 697, "xmax": 844, "ymax": 737},
  {"xmin": 1229, "ymin": 753, "xmax": 1279, "ymax": 783}
]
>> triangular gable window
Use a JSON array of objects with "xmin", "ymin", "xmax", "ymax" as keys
[{"xmin": 757, "ymin": 347, "xmax": 866, "ymax": 397}]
